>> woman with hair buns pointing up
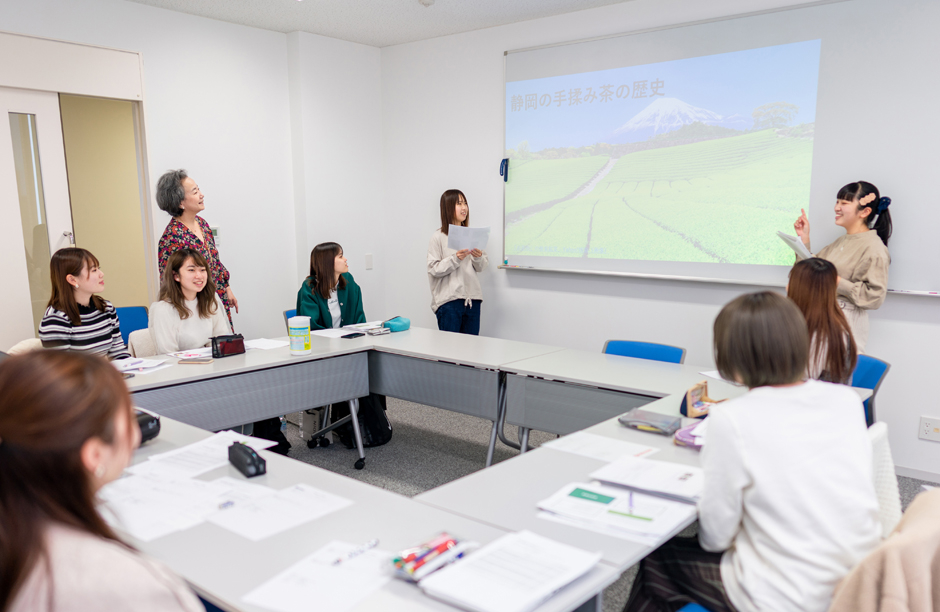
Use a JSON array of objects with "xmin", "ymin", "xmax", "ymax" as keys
[{"xmin": 793, "ymin": 181, "xmax": 892, "ymax": 352}]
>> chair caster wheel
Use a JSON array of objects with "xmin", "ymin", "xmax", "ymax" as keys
[
  {"xmin": 319, "ymin": 438, "xmax": 330, "ymax": 447},
  {"xmin": 354, "ymin": 458, "xmax": 365, "ymax": 470},
  {"xmin": 306, "ymin": 438, "xmax": 318, "ymax": 449}
]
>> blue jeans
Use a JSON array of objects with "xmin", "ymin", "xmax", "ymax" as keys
[{"xmin": 436, "ymin": 299, "xmax": 481, "ymax": 335}]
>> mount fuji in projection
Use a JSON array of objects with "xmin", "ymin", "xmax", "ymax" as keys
[{"xmin": 612, "ymin": 97, "xmax": 749, "ymax": 143}]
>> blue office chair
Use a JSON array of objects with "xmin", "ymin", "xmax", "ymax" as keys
[
  {"xmin": 851, "ymin": 354, "xmax": 890, "ymax": 427},
  {"xmin": 283, "ymin": 309, "xmax": 296, "ymax": 333},
  {"xmin": 678, "ymin": 605, "xmax": 712, "ymax": 612},
  {"xmin": 603, "ymin": 340, "xmax": 687, "ymax": 364},
  {"xmin": 114, "ymin": 306, "xmax": 149, "ymax": 346}
]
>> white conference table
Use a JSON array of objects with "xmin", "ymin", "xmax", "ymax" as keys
[
  {"xmin": 500, "ymin": 349, "xmax": 745, "ymax": 448},
  {"xmin": 128, "ymin": 327, "xmax": 564, "ymax": 466},
  {"xmin": 416, "ymin": 381, "xmax": 874, "ymax": 572},
  {"xmin": 125, "ymin": 418, "xmax": 620, "ymax": 612}
]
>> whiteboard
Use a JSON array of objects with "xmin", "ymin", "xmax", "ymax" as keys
[{"xmin": 501, "ymin": 0, "xmax": 940, "ymax": 293}]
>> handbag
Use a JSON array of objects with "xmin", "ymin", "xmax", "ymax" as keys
[
  {"xmin": 211, "ymin": 334, "xmax": 246, "ymax": 358},
  {"xmin": 383, "ymin": 316, "xmax": 411, "ymax": 332}
]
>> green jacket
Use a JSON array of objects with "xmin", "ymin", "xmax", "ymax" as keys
[{"xmin": 295, "ymin": 272, "xmax": 366, "ymax": 330}]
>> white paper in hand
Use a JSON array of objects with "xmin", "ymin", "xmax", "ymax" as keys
[
  {"xmin": 447, "ymin": 225, "xmax": 490, "ymax": 251},
  {"xmin": 777, "ymin": 231, "xmax": 812, "ymax": 260}
]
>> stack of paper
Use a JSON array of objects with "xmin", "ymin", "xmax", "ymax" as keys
[
  {"xmin": 245, "ymin": 338, "xmax": 290, "ymax": 350},
  {"xmin": 590, "ymin": 456, "xmax": 704, "ymax": 504},
  {"xmin": 343, "ymin": 321, "xmax": 385, "ymax": 332},
  {"xmin": 169, "ymin": 348, "xmax": 213, "ymax": 359},
  {"xmin": 537, "ymin": 482, "xmax": 697, "ymax": 545},
  {"xmin": 420, "ymin": 530, "xmax": 600, "ymax": 612},
  {"xmin": 207, "ymin": 483, "xmax": 353, "ymax": 541},
  {"xmin": 242, "ymin": 540, "xmax": 391, "ymax": 612},
  {"xmin": 99, "ymin": 475, "xmax": 275, "ymax": 541},
  {"xmin": 540, "ymin": 431, "xmax": 658, "ymax": 462},
  {"xmin": 112, "ymin": 358, "xmax": 172, "ymax": 375},
  {"xmin": 128, "ymin": 430, "xmax": 278, "ymax": 480}
]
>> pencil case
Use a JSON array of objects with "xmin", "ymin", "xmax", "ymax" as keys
[
  {"xmin": 679, "ymin": 380, "xmax": 724, "ymax": 419},
  {"xmin": 383, "ymin": 316, "xmax": 410, "ymax": 332},
  {"xmin": 211, "ymin": 334, "xmax": 246, "ymax": 358}
]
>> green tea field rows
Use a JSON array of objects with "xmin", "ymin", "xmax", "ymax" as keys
[
  {"xmin": 505, "ymin": 130, "xmax": 812, "ymax": 264},
  {"xmin": 504, "ymin": 155, "xmax": 610, "ymax": 214}
]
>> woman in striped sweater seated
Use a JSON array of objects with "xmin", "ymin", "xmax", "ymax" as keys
[{"xmin": 38, "ymin": 248, "xmax": 129, "ymax": 360}]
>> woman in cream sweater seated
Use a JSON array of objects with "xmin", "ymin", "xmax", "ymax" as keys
[
  {"xmin": 0, "ymin": 351, "xmax": 203, "ymax": 612},
  {"xmin": 150, "ymin": 248, "xmax": 230, "ymax": 354}
]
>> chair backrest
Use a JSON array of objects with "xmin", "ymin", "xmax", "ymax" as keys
[
  {"xmin": 867, "ymin": 422, "xmax": 902, "ymax": 538},
  {"xmin": 127, "ymin": 329, "xmax": 157, "ymax": 358},
  {"xmin": 283, "ymin": 309, "xmax": 297, "ymax": 334},
  {"xmin": 603, "ymin": 340, "xmax": 687, "ymax": 364},
  {"xmin": 7, "ymin": 338, "xmax": 42, "ymax": 355},
  {"xmin": 114, "ymin": 306, "xmax": 149, "ymax": 347},
  {"xmin": 851, "ymin": 355, "xmax": 890, "ymax": 426}
]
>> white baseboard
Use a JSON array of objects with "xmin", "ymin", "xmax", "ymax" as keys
[{"xmin": 896, "ymin": 465, "xmax": 940, "ymax": 484}]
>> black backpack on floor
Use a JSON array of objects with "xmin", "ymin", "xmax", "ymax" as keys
[{"xmin": 331, "ymin": 393, "xmax": 393, "ymax": 448}]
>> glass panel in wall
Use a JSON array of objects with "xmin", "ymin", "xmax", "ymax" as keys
[{"xmin": 9, "ymin": 113, "xmax": 52, "ymax": 333}]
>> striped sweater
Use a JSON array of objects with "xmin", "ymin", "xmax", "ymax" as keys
[{"xmin": 38, "ymin": 301, "xmax": 130, "ymax": 360}]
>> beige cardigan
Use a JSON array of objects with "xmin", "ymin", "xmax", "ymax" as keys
[
  {"xmin": 427, "ymin": 229, "xmax": 488, "ymax": 313},
  {"xmin": 10, "ymin": 523, "xmax": 203, "ymax": 612},
  {"xmin": 828, "ymin": 489, "xmax": 940, "ymax": 612}
]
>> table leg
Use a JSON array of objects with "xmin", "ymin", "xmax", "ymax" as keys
[
  {"xmin": 348, "ymin": 398, "xmax": 366, "ymax": 470},
  {"xmin": 519, "ymin": 427, "xmax": 530, "ymax": 454},
  {"xmin": 485, "ymin": 419, "xmax": 498, "ymax": 467}
]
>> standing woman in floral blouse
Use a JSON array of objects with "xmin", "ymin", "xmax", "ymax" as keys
[{"xmin": 156, "ymin": 170, "xmax": 238, "ymax": 327}]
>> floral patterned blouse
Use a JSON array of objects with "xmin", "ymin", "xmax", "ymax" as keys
[{"xmin": 158, "ymin": 216, "xmax": 233, "ymax": 327}]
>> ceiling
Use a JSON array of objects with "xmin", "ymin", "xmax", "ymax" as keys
[{"xmin": 124, "ymin": 0, "xmax": 637, "ymax": 48}]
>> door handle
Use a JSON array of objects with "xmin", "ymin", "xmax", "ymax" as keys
[{"xmin": 62, "ymin": 230, "xmax": 75, "ymax": 247}]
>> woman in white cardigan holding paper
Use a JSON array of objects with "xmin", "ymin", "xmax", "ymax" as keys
[{"xmin": 427, "ymin": 189, "xmax": 488, "ymax": 335}]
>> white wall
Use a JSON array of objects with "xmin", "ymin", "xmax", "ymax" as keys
[
  {"xmin": 2, "ymin": 0, "xmax": 937, "ymax": 479},
  {"xmin": 0, "ymin": 0, "xmax": 297, "ymax": 340},
  {"xmin": 380, "ymin": 0, "xmax": 940, "ymax": 480},
  {"xmin": 286, "ymin": 32, "xmax": 387, "ymax": 320}
]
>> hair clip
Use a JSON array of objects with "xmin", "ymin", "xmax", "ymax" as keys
[{"xmin": 858, "ymin": 192, "xmax": 877, "ymax": 206}]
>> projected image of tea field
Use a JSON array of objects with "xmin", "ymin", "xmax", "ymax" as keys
[
  {"xmin": 505, "ymin": 130, "xmax": 812, "ymax": 265},
  {"xmin": 505, "ymin": 155, "xmax": 610, "ymax": 214}
]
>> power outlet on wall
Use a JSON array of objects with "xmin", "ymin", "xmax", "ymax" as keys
[{"xmin": 919, "ymin": 416, "xmax": 940, "ymax": 442}]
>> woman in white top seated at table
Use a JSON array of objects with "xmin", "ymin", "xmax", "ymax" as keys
[
  {"xmin": 0, "ymin": 351, "xmax": 203, "ymax": 612},
  {"xmin": 149, "ymin": 248, "xmax": 230, "ymax": 354},
  {"xmin": 624, "ymin": 292, "xmax": 881, "ymax": 612}
]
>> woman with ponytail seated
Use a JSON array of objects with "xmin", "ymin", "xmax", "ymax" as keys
[
  {"xmin": 0, "ymin": 351, "xmax": 202, "ymax": 612},
  {"xmin": 793, "ymin": 181, "xmax": 892, "ymax": 352},
  {"xmin": 788, "ymin": 258, "xmax": 858, "ymax": 384}
]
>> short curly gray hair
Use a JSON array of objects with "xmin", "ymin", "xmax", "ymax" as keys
[{"xmin": 155, "ymin": 169, "xmax": 189, "ymax": 217}]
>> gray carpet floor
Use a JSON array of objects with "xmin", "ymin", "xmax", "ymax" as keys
[{"xmin": 281, "ymin": 398, "xmax": 938, "ymax": 612}]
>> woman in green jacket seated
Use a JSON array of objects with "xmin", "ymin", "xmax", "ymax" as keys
[{"xmin": 296, "ymin": 242, "xmax": 366, "ymax": 330}]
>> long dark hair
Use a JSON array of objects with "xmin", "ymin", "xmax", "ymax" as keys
[
  {"xmin": 439, "ymin": 189, "xmax": 468, "ymax": 235},
  {"xmin": 837, "ymin": 181, "xmax": 892, "ymax": 246},
  {"xmin": 309, "ymin": 242, "xmax": 346, "ymax": 300},
  {"xmin": 788, "ymin": 258, "xmax": 858, "ymax": 384},
  {"xmin": 0, "ymin": 352, "xmax": 134, "ymax": 609},
  {"xmin": 159, "ymin": 248, "xmax": 219, "ymax": 320},
  {"xmin": 714, "ymin": 292, "xmax": 809, "ymax": 389},
  {"xmin": 47, "ymin": 248, "xmax": 107, "ymax": 326}
]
